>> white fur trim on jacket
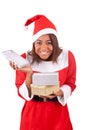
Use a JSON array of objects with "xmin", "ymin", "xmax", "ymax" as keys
[
  {"xmin": 57, "ymin": 85, "xmax": 71, "ymax": 106},
  {"xmin": 19, "ymin": 82, "xmax": 33, "ymax": 100}
]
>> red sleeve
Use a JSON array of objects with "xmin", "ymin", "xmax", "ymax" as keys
[
  {"xmin": 15, "ymin": 70, "xmax": 26, "ymax": 88},
  {"xmin": 66, "ymin": 51, "xmax": 77, "ymax": 92}
]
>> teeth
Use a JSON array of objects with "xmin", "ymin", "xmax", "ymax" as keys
[{"xmin": 40, "ymin": 52, "xmax": 48, "ymax": 54}]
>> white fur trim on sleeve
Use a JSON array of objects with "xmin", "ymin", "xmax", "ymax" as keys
[
  {"xmin": 57, "ymin": 85, "xmax": 71, "ymax": 106},
  {"xmin": 19, "ymin": 82, "xmax": 33, "ymax": 100}
]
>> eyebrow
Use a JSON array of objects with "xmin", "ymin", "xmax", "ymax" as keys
[{"xmin": 36, "ymin": 39, "xmax": 51, "ymax": 41}]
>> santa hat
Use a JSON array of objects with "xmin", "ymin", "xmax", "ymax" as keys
[{"xmin": 24, "ymin": 14, "xmax": 58, "ymax": 42}]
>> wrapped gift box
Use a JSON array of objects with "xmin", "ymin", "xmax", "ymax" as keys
[
  {"xmin": 31, "ymin": 84, "xmax": 60, "ymax": 96},
  {"xmin": 32, "ymin": 72, "xmax": 59, "ymax": 86}
]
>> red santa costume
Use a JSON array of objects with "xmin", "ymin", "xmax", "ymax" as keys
[{"xmin": 15, "ymin": 15, "xmax": 76, "ymax": 130}]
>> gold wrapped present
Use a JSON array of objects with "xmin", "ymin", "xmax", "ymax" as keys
[{"xmin": 31, "ymin": 84, "xmax": 60, "ymax": 96}]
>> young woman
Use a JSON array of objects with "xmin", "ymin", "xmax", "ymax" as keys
[{"xmin": 10, "ymin": 15, "xmax": 76, "ymax": 130}]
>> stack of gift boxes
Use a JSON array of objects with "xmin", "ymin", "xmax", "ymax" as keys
[{"xmin": 31, "ymin": 72, "xmax": 60, "ymax": 96}]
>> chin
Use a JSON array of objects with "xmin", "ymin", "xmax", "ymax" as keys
[{"xmin": 40, "ymin": 56, "xmax": 51, "ymax": 61}]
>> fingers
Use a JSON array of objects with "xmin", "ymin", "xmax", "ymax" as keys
[
  {"xmin": 9, "ymin": 61, "xmax": 18, "ymax": 70},
  {"xmin": 46, "ymin": 95, "xmax": 55, "ymax": 99},
  {"xmin": 9, "ymin": 61, "xmax": 32, "ymax": 72},
  {"xmin": 53, "ymin": 89, "xmax": 64, "ymax": 96}
]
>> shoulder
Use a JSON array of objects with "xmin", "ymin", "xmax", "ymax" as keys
[
  {"xmin": 20, "ymin": 53, "xmax": 26, "ymax": 58},
  {"xmin": 21, "ymin": 51, "xmax": 33, "ymax": 64},
  {"xmin": 61, "ymin": 49, "xmax": 75, "ymax": 59},
  {"xmin": 59, "ymin": 49, "xmax": 76, "ymax": 66},
  {"xmin": 63, "ymin": 49, "xmax": 76, "ymax": 68},
  {"xmin": 68, "ymin": 50, "xmax": 75, "ymax": 57},
  {"xmin": 68, "ymin": 50, "xmax": 76, "ymax": 63}
]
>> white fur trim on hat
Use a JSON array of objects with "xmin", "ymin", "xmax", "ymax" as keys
[{"xmin": 32, "ymin": 28, "xmax": 58, "ymax": 42}]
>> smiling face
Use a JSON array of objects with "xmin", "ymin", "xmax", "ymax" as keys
[{"xmin": 34, "ymin": 34, "xmax": 53, "ymax": 60}]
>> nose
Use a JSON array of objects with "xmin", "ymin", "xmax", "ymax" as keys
[{"xmin": 40, "ymin": 43, "xmax": 47, "ymax": 49}]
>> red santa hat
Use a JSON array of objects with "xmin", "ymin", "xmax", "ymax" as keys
[{"xmin": 24, "ymin": 14, "xmax": 58, "ymax": 42}]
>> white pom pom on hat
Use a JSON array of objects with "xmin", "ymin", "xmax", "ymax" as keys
[{"xmin": 24, "ymin": 14, "xmax": 58, "ymax": 42}]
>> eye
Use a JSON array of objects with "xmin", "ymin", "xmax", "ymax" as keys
[
  {"xmin": 35, "ymin": 40, "xmax": 42, "ymax": 45},
  {"xmin": 46, "ymin": 40, "xmax": 52, "ymax": 45}
]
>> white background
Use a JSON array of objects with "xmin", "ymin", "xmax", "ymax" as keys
[{"xmin": 0, "ymin": 0, "xmax": 87, "ymax": 130}]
